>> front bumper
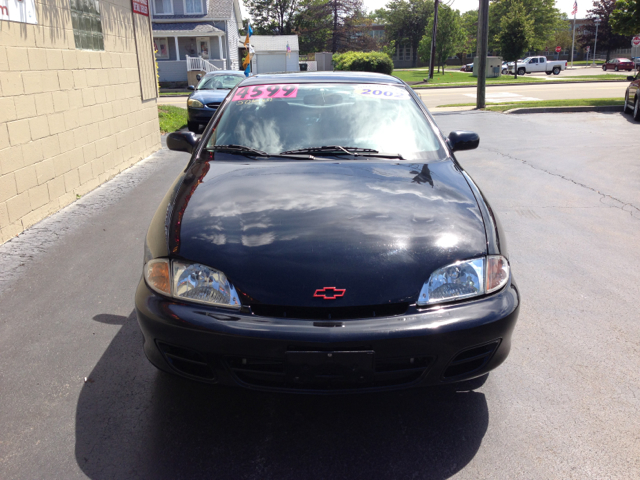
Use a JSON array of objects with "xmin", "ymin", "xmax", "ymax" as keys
[
  {"xmin": 135, "ymin": 279, "xmax": 520, "ymax": 393},
  {"xmin": 187, "ymin": 107, "xmax": 216, "ymax": 125}
]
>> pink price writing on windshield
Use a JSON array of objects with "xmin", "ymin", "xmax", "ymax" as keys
[{"xmin": 232, "ymin": 84, "xmax": 299, "ymax": 101}]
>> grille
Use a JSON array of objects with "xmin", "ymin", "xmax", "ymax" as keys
[
  {"xmin": 206, "ymin": 102, "xmax": 221, "ymax": 109},
  {"xmin": 442, "ymin": 341, "xmax": 500, "ymax": 380},
  {"xmin": 157, "ymin": 342, "xmax": 216, "ymax": 380},
  {"xmin": 225, "ymin": 354, "xmax": 432, "ymax": 391},
  {"xmin": 250, "ymin": 303, "xmax": 409, "ymax": 320}
]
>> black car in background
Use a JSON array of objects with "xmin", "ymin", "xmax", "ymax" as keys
[
  {"xmin": 186, "ymin": 71, "xmax": 245, "ymax": 132},
  {"xmin": 136, "ymin": 72, "xmax": 520, "ymax": 393}
]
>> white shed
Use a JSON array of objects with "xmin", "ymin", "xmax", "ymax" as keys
[{"xmin": 249, "ymin": 35, "xmax": 300, "ymax": 74}]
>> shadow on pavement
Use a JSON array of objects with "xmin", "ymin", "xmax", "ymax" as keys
[{"xmin": 76, "ymin": 311, "xmax": 490, "ymax": 480}]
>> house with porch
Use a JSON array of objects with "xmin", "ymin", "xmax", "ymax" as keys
[{"xmin": 151, "ymin": 0, "xmax": 243, "ymax": 83}]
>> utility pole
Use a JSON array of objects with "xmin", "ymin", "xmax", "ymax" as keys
[
  {"xmin": 428, "ymin": 0, "xmax": 440, "ymax": 79},
  {"xmin": 592, "ymin": 18, "xmax": 601, "ymax": 66},
  {"xmin": 476, "ymin": 0, "xmax": 489, "ymax": 108}
]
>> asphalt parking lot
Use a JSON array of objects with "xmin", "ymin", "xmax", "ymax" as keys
[{"xmin": 0, "ymin": 111, "xmax": 638, "ymax": 479}]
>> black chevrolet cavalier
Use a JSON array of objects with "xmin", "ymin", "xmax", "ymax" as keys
[{"xmin": 136, "ymin": 72, "xmax": 520, "ymax": 393}]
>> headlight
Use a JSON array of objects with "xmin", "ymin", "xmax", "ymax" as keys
[
  {"xmin": 187, "ymin": 98, "xmax": 204, "ymax": 108},
  {"xmin": 143, "ymin": 259, "xmax": 241, "ymax": 309},
  {"xmin": 417, "ymin": 256, "xmax": 509, "ymax": 306}
]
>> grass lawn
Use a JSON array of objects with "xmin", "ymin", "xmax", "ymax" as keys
[
  {"xmin": 158, "ymin": 106, "xmax": 188, "ymax": 133},
  {"xmin": 392, "ymin": 70, "xmax": 546, "ymax": 86},
  {"xmin": 569, "ymin": 60, "xmax": 605, "ymax": 65},
  {"xmin": 437, "ymin": 97, "xmax": 625, "ymax": 112},
  {"xmin": 392, "ymin": 69, "xmax": 631, "ymax": 87}
]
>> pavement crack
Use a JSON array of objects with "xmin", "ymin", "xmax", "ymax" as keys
[{"xmin": 485, "ymin": 148, "xmax": 640, "ymax": 218}]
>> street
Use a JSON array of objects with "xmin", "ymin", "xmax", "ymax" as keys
[
  {"xmin": 1, "ymin": 111, "xmax": 639, "ymax": 479},
  {"xmin": 416, "ymin": 81, "xmax": 628, "ymax": 108},
  {"xmin": 158, "ymin": 80, "xmax": 630, "ymax": 110}
]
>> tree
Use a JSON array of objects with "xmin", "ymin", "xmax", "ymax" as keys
[
  {"xmin": 497, "ymin": 0, "xmax": 534, "ymax": 78},
  {"xmin": 458, "ymin": 10, "xmax": 478, "ymax": 61},
  {"xmin": 551, "ymin": 14, "xmax": 573, "ymax": 56},
  {"xmin": 246, "ymin": 0, "xmax": 299, "ymax": 35},
  {"xmin": 580, "ymin": 0, "xmax": 630, "ymax": 61},
  {"xmin": 295, "ymin": 0, "xmax": 377, "ymax": 53},
  {"xmin": 489, "ymin": 0, "xmax": 562, "ymax": 52},
  {"xmin": 383, "ymin": 0, "xmax": 435, "ymax": 67},
  {"xmin": 417, "ymin": 6, "xmax": 466, "ymax": 73},
  {"xmin": 610, "ymin": 0, "xmax": 640, "ymax": 37}
]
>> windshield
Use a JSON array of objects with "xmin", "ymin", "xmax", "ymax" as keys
[
  {"xmin": 197, "ymin": 75, "xmax": 244, "ymax": 90},
  {"xmin": 205, "ymin": 83, "xmax": 445, "ymax": 160}
]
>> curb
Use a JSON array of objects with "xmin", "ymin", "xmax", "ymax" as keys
[
  {"xmin": 411, "ymin": 79, "xmax": 629, "ymax": 90},
  {"xmin": 505, "ymin": 105, "xmax": 623, "ymax": 114}
]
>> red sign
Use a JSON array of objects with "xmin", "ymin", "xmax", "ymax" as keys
[
  {"xmin": 132, "ymin": 0, "xmax": 149, "ymax": 16},
  {"xmin": 632, "ymin": 36, "xmax": 640, "ymax": 47},
  {"xmin": 555, "ymin": 46, "xmax": 562, "ymax": 53},
  {"xmin": 585, "ymin": 46, "xmax": 590, "ymax": 52}
]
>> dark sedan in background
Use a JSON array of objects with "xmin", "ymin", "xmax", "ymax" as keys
[
  {"xmin": 602, "ymin": 58, "xmax": 635, "ymax": 71},
  {"xmin": 136, "ymin": 72, "xmax": 520, "ymax": 393},
  {"xmin": 186, "ymin": 70, "xmax": 245, "ymax": 132}
]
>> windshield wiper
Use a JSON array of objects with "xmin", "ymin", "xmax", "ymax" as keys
[
  {"xmin": 280, "ymin": 146, "xmax": 403, "ymax": 159},
  {"xmin": 211, "ymin": 145, "xmax": 315, "ymax": 160}
]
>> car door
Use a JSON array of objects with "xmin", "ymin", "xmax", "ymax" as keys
[
  {"xmin": 528, "ymin": 57, "xmax": 538, "ymax": 72},
  {"xmin": 631, "ymin": 72, "xmax": 640, "ymax": 99},
  {"xmin": 539, "ymin": 57, "xmax": 547, "ymax": 71}
]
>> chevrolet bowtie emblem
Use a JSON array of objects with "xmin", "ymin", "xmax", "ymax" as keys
[{"xmin": 313, "ymin": 287, "xmax": 346, "ymax": 300}]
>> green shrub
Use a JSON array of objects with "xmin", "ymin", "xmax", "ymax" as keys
[{"xmin": 332, "ymin": 51, "xmax": 394, "ymax": 75}]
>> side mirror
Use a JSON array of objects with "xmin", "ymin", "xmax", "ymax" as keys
[
  {"xmin": 187, "ymin": 85, "xmax": 196, "ymax": 91},
  {"xmin": 628, "ymin": 76, "xmax": 635, "ymax": 81},
  {"xmin": 196, "ymin": 74, "xmax": 202, "ymax": 81},
  {"xmin": 448, "ymin": 131, "xmax": 479, "ymax": 152},
  {"xmin": 166, "ymin": 131, "xmax": 199, "ymax": 154}
]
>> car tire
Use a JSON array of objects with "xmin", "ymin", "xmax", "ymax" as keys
[
  {"xmin": 187, "ymin": 121, "xmax": 199, "ymax": 133},
  {"xmin": 502, "ymin": 69, "xmax": 508, "ymax": 74},
  {"xmin": 615, "ymin": 66, "xmax": 619, "ymax": 71},
  {"xmin": 552, "ymin": 67, "xmax": 560, "ymax": 75},
  {"xmin": 634, "ymin": 96, "xmax": 640, "ymax": 121},
  {"xmin": 546, "ymin": 71, "xmax": 552, "ymax": 75},
  {"xmin": 518, "ymin": 67, "xmax": 525, "ymax": 75},
  {"xmin": 602, "ymin": 65, "xmax": 607, "ymax": 71}
]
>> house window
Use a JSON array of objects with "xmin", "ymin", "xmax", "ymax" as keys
[
  {"xmin": 154, "ymin": 37, "xmax": 170, "ymax": 59},
  {"xmin": 69, "ymin": 0, "xmax": 104, "ymax": 51},
  {"xmin": 154, "ymin": 0, "xmax": 173, "ymax": 15},
  {"xmin": 398, "ymin": 46, "xmax": 403, "ymax": 61},
  {"xmin": 404, "ymin": 47, "xmax": 411, "ymax": 61},
  {"xmin": 184, "ymin": 0, "xmax": 204, "ymax": 14}
]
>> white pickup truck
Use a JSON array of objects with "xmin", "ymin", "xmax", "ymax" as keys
[{"xmin": 508, "ymin": 56, "xmax": 567, "ymax": 75}]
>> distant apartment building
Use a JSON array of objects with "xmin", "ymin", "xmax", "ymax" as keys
[{"xmin": 1, "ymin": 0, "xmax": 161, "ymax": 245}]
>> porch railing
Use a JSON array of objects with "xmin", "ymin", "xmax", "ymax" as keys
[{"xmin": 186, "ymin": 55, "xmax": 222, "ymax": 72}]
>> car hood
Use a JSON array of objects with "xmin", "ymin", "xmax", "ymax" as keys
[
  {"xmin": 169, "ymin": 160, "xmax": 487, "ymax": 307},
  {"xmin": 190, "ymin": 89, "xmax": 231, "ymax": 104}
]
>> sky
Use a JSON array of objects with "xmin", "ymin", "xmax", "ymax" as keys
[{"xmin": 360, "ymin": 0, "xmax": 596, "ymax": 18}]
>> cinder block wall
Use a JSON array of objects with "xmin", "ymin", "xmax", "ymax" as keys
[{"xmin": 0, "ymin": 0, "xmax": 161, "ymax": 245}]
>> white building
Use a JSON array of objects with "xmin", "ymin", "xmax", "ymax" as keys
[{"xmin": 249, "ymin": 36, "xmax": 300, "ymax": 74}]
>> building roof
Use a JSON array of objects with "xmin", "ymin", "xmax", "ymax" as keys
[
  {"xmin": 209, "ymin": 0, "xmax": 242, "ymax": 22},
  {"xmin": 152, "ymin": 22, "xmax": 222, "ymax": 34},
  {"xmin": 249, "ymin": 35, "xmax": 299, "ymax": 53}
]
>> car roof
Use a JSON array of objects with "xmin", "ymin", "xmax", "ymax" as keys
[
  {"xmin": 239, "ymin": 71, "xmax": 405, "ymax": 86},
  {"xmin": 204, "ymin": 70, "xmax": 245, "ymax": 77}
]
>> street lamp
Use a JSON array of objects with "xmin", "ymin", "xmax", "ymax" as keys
[{"xmin": 592, "ymin": 18, "xmax": 601, "ymax": 67}]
